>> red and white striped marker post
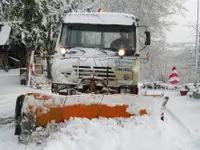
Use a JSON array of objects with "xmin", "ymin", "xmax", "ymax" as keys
[
  {"xmin": 168, "ymin": 66, "xmax": 179, "ymax": 89},
  {"xmin": 28, "ymin": 50, "xmax": 35, "ymax": 87}
]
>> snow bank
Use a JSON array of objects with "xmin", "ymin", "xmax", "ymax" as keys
[
  {"xmin": 0, "ymin": 116, "xmax": 199, "ymax": 150},
  {"xmin": 17, "ymin": 116, "xmax": 199, "ymax": 150},
  {"xmin": 140, "ymin": 82, "xmax": 175, "ymax": 90},
  {"xmin": 30, "ymin": 75, "xmax": 52, "ymax": 91}
]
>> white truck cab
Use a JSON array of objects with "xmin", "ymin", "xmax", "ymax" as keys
[{"xmin": 51, "ymin": 11, "xmax": 150, "ymax": 95}]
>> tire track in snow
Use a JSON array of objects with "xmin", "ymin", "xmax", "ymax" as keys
[
  {"xmin": 166, "ymin": 108, "xmax": 191, "ymax": 133},
  {"xmin": 166, "ymin": 108, "xmax": 200, "ymax": 149},
  {"xmin": 0, "ymin": 117, "xmax": 14, "ymax": 126}
]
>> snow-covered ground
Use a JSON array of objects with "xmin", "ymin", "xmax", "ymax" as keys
[{"xmin": 0, "ymin": 69, "xmax": 200, "ymax": 150}]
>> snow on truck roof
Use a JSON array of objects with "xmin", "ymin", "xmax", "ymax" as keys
[{"xmin": 63, "ymin": 12, "xmax": 136, "ymax": 26}]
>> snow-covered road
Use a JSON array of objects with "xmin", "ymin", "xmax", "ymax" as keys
[
  {"xmin": 166, "ymin": 90, "xmax": 200, "ymax": 131},
  {"xmin": 0, "ymin": 69, "xmax": 29, "ymax": 95},
  {"xmin": 0, "ymin": 69, "xmax": 200, "ymax": 150}
]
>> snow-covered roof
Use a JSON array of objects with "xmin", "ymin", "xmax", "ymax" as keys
[
  {"xmin": 63, "ymin": 12, "xmax": 136, "ymax": 26},
  {"xmin": 0, "ymin": 25, "xmax": 11, "ymax": 46}
]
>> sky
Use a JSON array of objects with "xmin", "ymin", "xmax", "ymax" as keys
[{"xmin": 165, "ymin": 0, "xmax": 198, "ymax": 43}]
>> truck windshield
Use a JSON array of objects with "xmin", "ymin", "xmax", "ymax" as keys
[{"xmin": 60, "ymin": 24, "xmax": 136, "ymax": 51}]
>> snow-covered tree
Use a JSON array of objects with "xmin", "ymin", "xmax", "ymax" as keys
[
  {"xmin": 140, "ymin": 39, "xmax": 167, "ymax": 82},
  {"xmin": 174, "ymin": 43, "xmax": 196, "ymax": 83},
  {"xmin": 0, "ymin": 0, "xmax": 96, "ymax": 51},
  {"xmin": 0, "ymin": 0, "xmax": 96, "ymax": 80},
  {"xmin": 92, "ymin": 0, "xmax": 186, "ymax": 39}
]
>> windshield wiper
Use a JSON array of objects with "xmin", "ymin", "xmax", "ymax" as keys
[
  {"xmin": 76, "ymin": 48, "xmax": 86, "ymax": 53},
  {"xmin": 102, "ymin": 48, "xmax": 117, "ymax": 54},
  {"xmin": 81, "ymin": 46, "xmax": 109, "ymax": 54},
  {"xmin": 65, "ymin": 46, "xmax": 86, "ymax": 54},
  {"xmin": 97, "ymin": 48, "xmax": 108, "ymax": 54},
  {"xmin": 102, "ymin": 47, "xmax": 116, "ymax": 51}
]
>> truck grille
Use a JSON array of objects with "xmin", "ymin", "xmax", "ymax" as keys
[{"xmin": 62, "ymin": 66, "xmax": 117, "ymax": 81}]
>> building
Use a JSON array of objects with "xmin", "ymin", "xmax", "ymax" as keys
[{"xmin": 0, "ymin": 24, "xmax": 27, "ymax": 71}]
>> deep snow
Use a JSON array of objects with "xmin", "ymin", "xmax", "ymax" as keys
[{"xmin": 0, "ymin": 69, "xmax": 200, "ymax": 150}]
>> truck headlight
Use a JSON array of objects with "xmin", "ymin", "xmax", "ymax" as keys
[
  {"xmin": 118, "ymin": 49, "xmax": 125, "ymax": 56},
  {"xmin": 60, "ymin": 48, "xmax": 66, "ymax": 54}
]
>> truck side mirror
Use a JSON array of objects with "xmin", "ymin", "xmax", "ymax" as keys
[{"xmin": 145, "ymin": 31, "xmax": 150, "ymax": 45}]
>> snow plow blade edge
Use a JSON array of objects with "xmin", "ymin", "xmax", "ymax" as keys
[{"xmin": 14, "ymin": 92, "xmax": 169, "ymax": 135}]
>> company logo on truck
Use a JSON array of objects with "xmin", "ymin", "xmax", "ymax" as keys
[
  {"xmin": 115, "ymin": 59, "xmax": 134, "ymax": 67},
  {"xmin": 114, "ymin": 59, "xmax": 134, "ymax": 71}
]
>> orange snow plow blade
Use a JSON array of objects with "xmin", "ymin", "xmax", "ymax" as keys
[
  {"xmin": 19, "ymin": 92, "xmax": 163, "ymax": 127},
  {"xmin": 35, "ymin": 105, "xmax": 148, "ymax": 126}
]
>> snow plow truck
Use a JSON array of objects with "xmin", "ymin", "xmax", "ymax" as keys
[{"xmin": 14, "ymin": 10, "xmax": 169, "ymax": 141}]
